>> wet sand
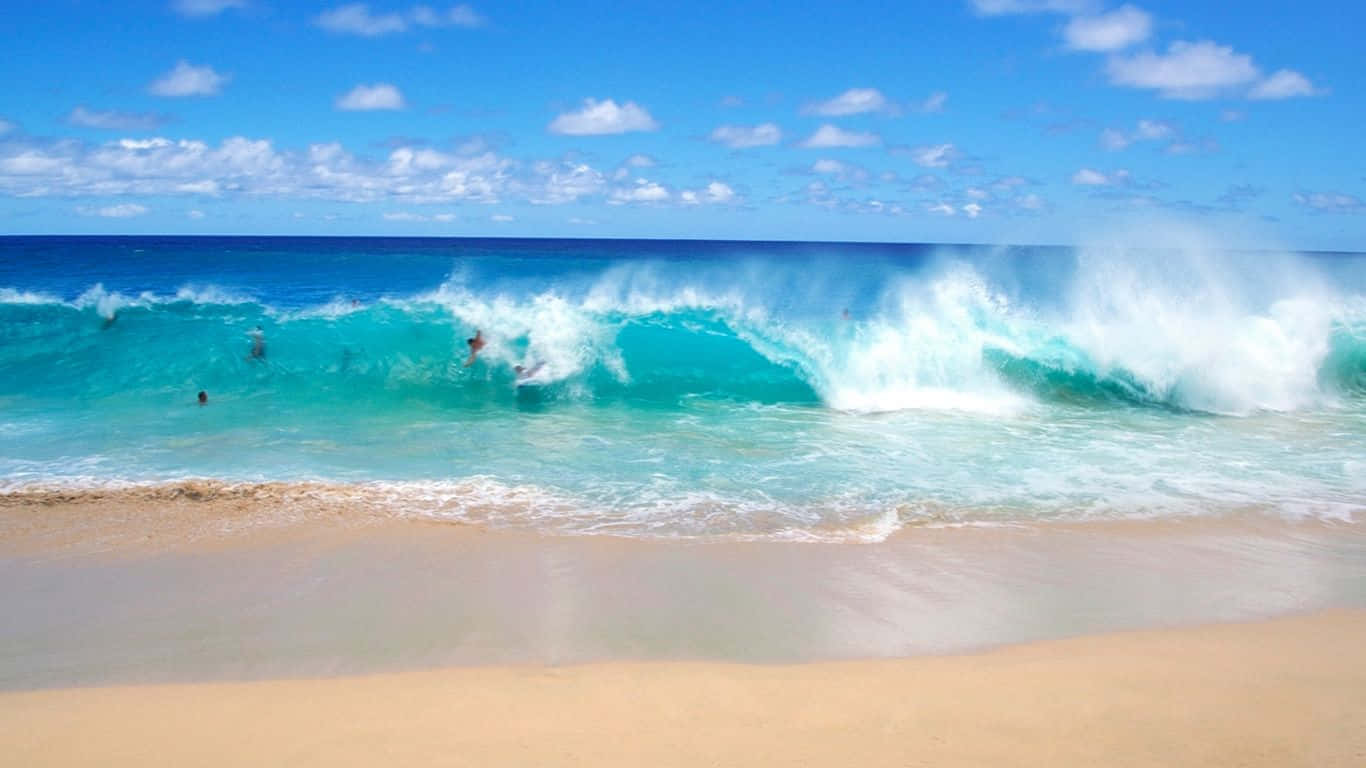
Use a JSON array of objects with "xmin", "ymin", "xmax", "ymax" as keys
[{"xmin": 1, "ymin": 492, "xmax": 1364, "ymax": 764}]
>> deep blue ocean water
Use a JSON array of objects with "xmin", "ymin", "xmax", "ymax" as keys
[{"xmin": 2, "ymin": 236, "xmax": 1363, "ymax": 539}]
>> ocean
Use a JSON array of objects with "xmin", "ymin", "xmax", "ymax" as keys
[{"xmin": 1, "ymin": 236, "xmax": 1363, "ymax": 540}]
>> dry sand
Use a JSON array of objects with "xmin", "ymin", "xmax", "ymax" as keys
[{"xmin": 2, "ymin": 610, "xmax": 1363, "ymax": 767}]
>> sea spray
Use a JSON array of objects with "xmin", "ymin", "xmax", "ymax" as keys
[{"xmin": 1, "ymin": 236, "xmax": 1363, "ymax": 537}]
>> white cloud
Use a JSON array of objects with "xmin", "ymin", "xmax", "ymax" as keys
[
  {"xmin": 610, "ymin": 178, "xmax": 669, "ymax": 204},
  {"xmin": 68, "ymin": 106, "xmax": 166, "ymax": 131},
  {"xmin": 927, "ymin": 202, "xmax": 956, "ymax": 216},
  {"xmin": 1134, "ymin": 119, "xmax": 1173, "ymax": 140},
  {"xmin": 917, "ymin": 91, "xmax": 948, "ymax": 113},
  {"xmin": 1063, "ymin": 5, "xmax": 1151, "ymax": 52},
  {"xmin": 910, "ymin": 143, "xmax": 957, "ymax": 168},
  {"xmin": 0, "ymin": 134, "xmax": 517, "ymax": 204},
  {"xmin": 804, "ymin": 88, "xmax": 889, "ymax": 116},
  {"xmin": 490, "ymin": 214, "xmax": 514, "ymax": 222},
  {"xmin": 411, "ymin": 4, "xmax": 484, "ymax": 28},
  {"xmin": 1071, "ymin": 168, "xmax": 1112, "ymax": 186},
  {"xmin": 708, "ymin": 122, "xmax": 781, "ymax": 148},
  {"xmin": 962, "ymin": 202, "xmax": 983, "ymax": 218},
  {"xmin": 315, "ymin": 4, "xmax": 407, "ymax": 35},
  {"xmin": 316, "ymin": 4, "xmax": 484, "ymax": 35},
  {"xmin": 382, "ymin": 210, "xmax": 459, "ymax": 222},
  {"xmin": 171, "ymin": 0, "xmax": 246, "ymax": 17},
  {"xmin": 530, "ymin": 161, "xmax": 605, "ymax": 204},
  {"xmin": 336, "ymin": 83, "xmax": 406, "ymax": 111},
  {"xmin": 548, "ymin": 99, "xmax": 659, "ymax": 135},
  {"xmin": 703, "ymin": 181, "xmax": 735, "ymax": 204},
  {"xmin": 624, "ymin": 154, "xmax": 655, "ymax": 167},
  {"xmin": 1292, "ymin": 192, "xmax": 1363, "ymax": 214},
  {"xmin": 187, "ymin": 209, "xmax": 206, "ymax": 219},
  {"xmin": 799, "ymin": 124, "xmax": 880, "ymax": 148},
  {"xmin": 1099, "ymin": 128, "xmax": 1130, "ymax": 151},
  {"xmin": 969, "ymin": 0, "xmax": 1095, "ymax": 15},
  {"xmin": 1105, "ymin": 41, "xmax": 1259, "ymax": 100},
  {"xmin": 149, "ymin": 60, "xmax": 228, "ymax": 97},
  {"xmin": 80, "ymin": 203, "xmax": 150, "ymax": 218},
  {"xmin": 1249, "ymin": 69, "xmax": 1318, "ymax": 100},
  {"xmin": 1015, "ymin": 193, "xmax": 1045, "ymax": 211},
  {"xmin": 811, "ymin": 159, "xmax": 846, "ymax": 175},
  {"xmin": 1100, "ymin": 119, "xmax": 1175, "ymax": 151}
]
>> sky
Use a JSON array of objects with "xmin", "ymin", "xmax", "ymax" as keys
[{"xmin": 0, "ymin": 0, "xmax": 1362, "ymax": 249}]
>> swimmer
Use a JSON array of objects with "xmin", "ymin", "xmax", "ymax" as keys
[
  {"xmin": 463, "ymin": 329, "xmax": 485, "ymax": 367},
  {"xmin": 197, "ymin": 391, "xmax": 208, "ymax": 405},
  {"xmin": 101, "ymin": 312, "xmax": 117, "ymax": 330},
  {"xmin": 248, "ymin": 325, "xmax": 265, "ymax": 359},
  {"xmin": 514, "ymin": 361, "xmax": 545, "ymax": 382}
]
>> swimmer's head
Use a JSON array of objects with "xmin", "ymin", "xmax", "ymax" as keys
[{"xmin": 197, "ymin": 391, "xmax": 207, "ymax": 405}]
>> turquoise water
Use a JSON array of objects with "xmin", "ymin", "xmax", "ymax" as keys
[{"xmin": 2, "ymin": 237, "xmax": 1364, "ymax": 539}]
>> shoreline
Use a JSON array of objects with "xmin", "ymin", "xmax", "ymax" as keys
[
  {"xmin": 2, "ymin": 478, "xmax": 1360, "ymax": 557},
  {"xmin": 2, "ymin": 610, "xmax": 1363, "ymax": 767},
  {"xmin": 2, "ymin": 496, "xmax": 1363, "ymax": 689}
]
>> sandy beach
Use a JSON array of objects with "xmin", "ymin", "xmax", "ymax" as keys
[
  {"xmin": 1, "ymin": 611, "xmax": 1363, "ymax": 767},
  {"xmin": 2, "ymin": 492, "xmax": 1364, "ymax": 765}
]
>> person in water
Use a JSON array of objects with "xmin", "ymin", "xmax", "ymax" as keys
[
  {"xmin": 249, "ymin": 325, "xmax": 266, "ymax": 359},
  {"xmin": 463, "ymin": 329, "xmax": 485, "ymax": 367},
  {"xmin": 514, "ymin": 362, "xmax": 545, "ymax": 382},
  {"xmin": 197, "ymin": 391, "xmax": 208, "ymax": 405}
]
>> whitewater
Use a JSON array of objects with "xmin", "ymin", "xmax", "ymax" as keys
[{"xmin": 1, "ymin": 236, "xmax": 1363, "ymax": 540}]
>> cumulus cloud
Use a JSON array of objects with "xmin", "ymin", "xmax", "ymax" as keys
[
  {"xmin": 315, "ymin": 4, "xmax": 483, "ymax": 36},
  {"xmin": 336, "ymin": 83, "xmax": 406, "ymax": 111},
  {"xmin": 1063, "ymin": 5, "xmax": 1151, "ymax": 52},
  {"xmin": 1105, "ymin": 41, "xmax": 1259, "ymax": 100},
  {"xmin": 609, "ymin": 178, "xmax": 670, "ymax": 204},
  {"xmin": 548, "ymin": 99, "xmax": 659, "ymax": 135},
  {"xmin": 171, "ymin": 0, "xmax": 246, "ymax": 16},
  {"xmin": 1292, "ymin": 192, "xmax": 1363, "ymax": 214},
  {"xmin": 79, "ymin": 203, "xmax": 150, "ymax": 218},
  {"xmin": 316, "ymin": 4, "xmax": 405, "ymax": 35},
  {"xmin": 384, "ymin": 211, "xmax": 457, "ymax": 222},
  {"xmin": 703, "ymin": 181, "xmax": 735, "ymax": 204},
  {"xmin": 799, "ymin": 124, "xmax": 880, "ymax": 148},
  {"xmin": 0, "ymin": 134, "xmax": 525, "ymax": 205},
  {"xmin": 1071, "ymin": 167, "xmax": 1115, "ymax": 186},
  {"xmin": 411, "ymin": 4, "xmax": 484, "ymax": 28},
  {"xmin": 680, "ymin": 181, "xmax": 736, "ymax": 206},
  {"xmin": 624, "ymin": 154, "xmax": 655, "ymax": 168},
  {"xmin": 708, "ymin": 122, "xmax": 781, "ymax": 148},
  {"xmin": 1249, "ymin": 69, "xmax": 1319, "ymax": 100},
  {"xmin": 909, "ymin": 143, "xmax": 958, "ymax": 168},
  {"xmin": 1099, "ymin": 119, "xmax": 1175, "ymax": 151},
  {"xmin": 804, "ymin": 88, "xmax": 889, "ymax": 116},
  {"xmin": 1107, "ymin": 40, "xmax": 1320, "ymax": 101},
  {"xmin": 68, "ymin": 106, "xmax": 167, "ymax": 131},
  {"xmin": 149, "ymin": 60, "xmax": 229, "ymax": 97},
  {"xmin": 969, "ymin": 0, "xmax": 1095, "ymax": 15},
  {"xmin": 529, "ymin": 161, "xmax": 605, "ymax": 205}
]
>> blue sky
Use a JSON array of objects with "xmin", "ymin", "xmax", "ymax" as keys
[{"xmin": 0, "ymin": 0, "xmax": 1362, "ymax": 249}]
